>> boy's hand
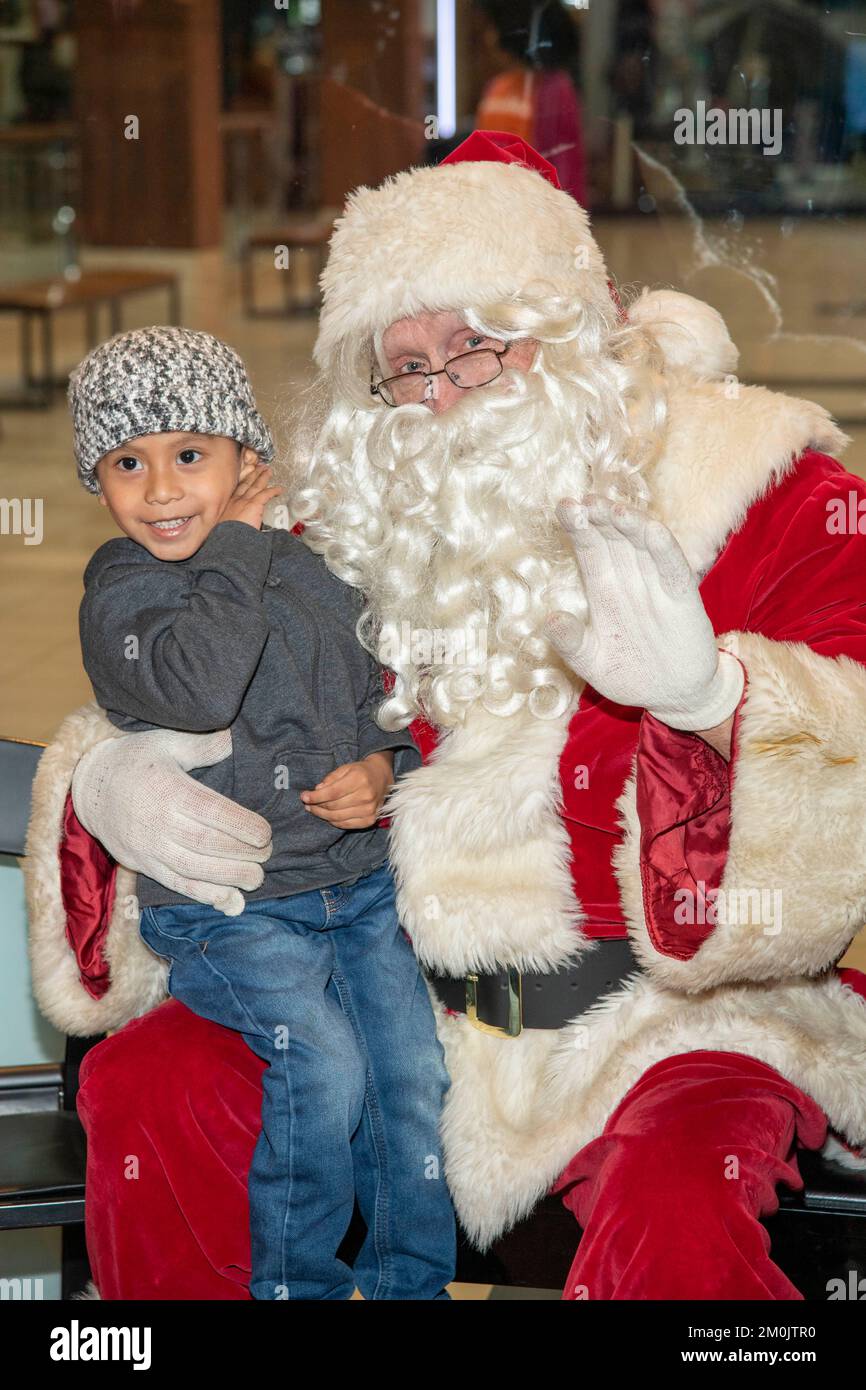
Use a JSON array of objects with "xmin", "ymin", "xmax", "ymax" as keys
[
  {"xmin": 219, "ymin": 462, "xmax": 283, "ymax": 530},
  {"xmin": 300, "ymin": 750, "xmax": 395, "ymax": 829}
]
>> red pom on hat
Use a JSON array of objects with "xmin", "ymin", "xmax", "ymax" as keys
[{"xmin": 440, "ymin": 129, "xmax": 562, "ymax": 190}]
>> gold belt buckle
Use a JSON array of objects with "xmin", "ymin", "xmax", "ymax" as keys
[{"xmin": 465, "ymin": 967, "xmax": 523, "ymax": 1038}]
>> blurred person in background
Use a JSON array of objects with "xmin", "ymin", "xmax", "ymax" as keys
[
  {"xmin": 474, "ymin": 0, "xmax": 588, "ymax": 204},
  {"xmin": 16, "ymin": 0, "xmax": 73, "ymax": 123}
]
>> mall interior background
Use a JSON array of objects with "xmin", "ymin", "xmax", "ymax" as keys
[{"xmin": 1, "ymin": 0, "xmax": 866, "ymax": 1292}]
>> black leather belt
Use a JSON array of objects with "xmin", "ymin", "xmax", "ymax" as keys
[{"xmin": 425, "ymin": 938, "xmax": 641, "ymax": 1038}]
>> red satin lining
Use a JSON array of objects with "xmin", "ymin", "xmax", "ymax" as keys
[
  {"xmin": 635, "ymin": 656, "xmax": 747, "ymax": 960},
  {"xmin": 60, "ymin": 791, "xmax": 116, "ymax": 1000},
  {"xmin": 839, "ymin": 966, "xmax": 866, "ymax": 1002}
]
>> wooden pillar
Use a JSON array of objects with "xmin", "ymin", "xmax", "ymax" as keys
[
  {"xmin": 74, "ymin": 0, "xmax": 223, "ymax": 248},
  {"xmin": 321, "ymin": 0, "xmax": 423, "ymax": 120},
  {"xmin": 319, "ymin": 0, "xmax": 425, "ymax": 208}
]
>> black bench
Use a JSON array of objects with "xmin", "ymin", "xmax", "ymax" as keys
[{"xmin": 0, "ymin": 737, "xmax": 99, "ymax": 1298}]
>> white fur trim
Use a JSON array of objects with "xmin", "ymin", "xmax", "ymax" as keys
[
  {"xmin": 23, "ymin": 702, "xmax": 169, "ymax": 1036},
  {"xmin": 314, "ymin": 160, "xmax": 612, "ymax": 368},
  {"xmin": 437, "ymin": 971, "xmax": 866, "ymax": 1248},
  {"xmin": 628, "ymin": 288, "xmax": 739, "ymax": 378},
  {"xmin": 614, "ymin": 631, "xmax": 866, "ymax": 991},
  {"xmin": 70, "ymin": 1281, "xmax": 102, "ymax": 1300},
  {"xmin": 651, "ymin": 379, "xmax": 848, "ymax": 577},
  {"xmin": 386, "ymin": 696, "xmax": 590, "ymax": 975},
  {"xmin": 821, "ymin": 1133, "xmax": 866, "ymax": 1172}
]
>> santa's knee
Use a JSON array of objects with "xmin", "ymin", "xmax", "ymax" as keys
[{"xmin": 78, "ymin": 998, "xmax": 264, "ymax": 1138}]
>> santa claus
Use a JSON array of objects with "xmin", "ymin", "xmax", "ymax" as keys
[{"xmin": 24, "ymin": 131, "xmax": 866, "ymax": 1300}]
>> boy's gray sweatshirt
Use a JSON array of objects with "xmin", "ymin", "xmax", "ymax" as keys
[{"xmin": 79, "ymin": 519, "xmax": 422, "ymax": 907}]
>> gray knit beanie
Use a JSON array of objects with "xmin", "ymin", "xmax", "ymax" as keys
[{"xmin": 69, "ymin": 326, "xmax": 275, "ymax": 495}]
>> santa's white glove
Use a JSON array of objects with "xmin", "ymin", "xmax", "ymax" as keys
[
  {"xmin": 71, "ymin": 728, "xmax": 273, "ymax": 916},
  {"xmin": 544, "ymin": 496, "xmax": 744, "ymax": 731}
]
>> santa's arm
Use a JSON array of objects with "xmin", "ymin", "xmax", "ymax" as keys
[
  {"xmin": 23, "ymin": 695, "xmax": 438, "ymax": 1036},
  {"xmin": 692, "ymin": 711, "xmax": 734, "ymax": 760},
  {"xmin": 613, "ymin": 471, "xmax": 866, "ymax": 990},
  {"xmin": 23, "ymin": 710, "xmax": 273, "ymax": 1035}
]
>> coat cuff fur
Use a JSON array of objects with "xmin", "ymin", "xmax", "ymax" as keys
[
  {"xmin": 23, "ymin": 702, "xmax": 169, "ymax": 1036},
  {"xmin": 613, "ymin": 631, "xmax": 866, "ymax": 990}
]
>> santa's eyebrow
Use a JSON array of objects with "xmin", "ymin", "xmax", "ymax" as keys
[
  {"xmin": 448, "ymin": 326, "xmax": 501, "ymax": 347},
  {"xmin": 386, "ymin": 344, "xmax": 430, "ymax": 361}
]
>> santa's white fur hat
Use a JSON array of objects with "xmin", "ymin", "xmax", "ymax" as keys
[
  {"xmin": 314, "ymin": 131, "xmax": 611, "ymax": 370},
  {"xmin": 314, "ymin": 130, "xmax": 737, "ymax": 382}
]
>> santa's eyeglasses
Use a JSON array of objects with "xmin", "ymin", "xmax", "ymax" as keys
[{"xmin": 370, "ymin": 343, "xmax": 511, "ymax": 408}]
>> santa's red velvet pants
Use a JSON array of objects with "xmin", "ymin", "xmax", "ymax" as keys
[
  {"xmin": 77, "ymin": 1001, "xmax": 826, "ymax": 1300},
  {"xmin": 550, "ymin": 1050, "xmax": 827, "ymax": 1300}
]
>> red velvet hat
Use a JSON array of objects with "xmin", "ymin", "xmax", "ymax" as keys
[{"xmin": 441, "ymin": 129, "xmax": 563, "ymax": 190}]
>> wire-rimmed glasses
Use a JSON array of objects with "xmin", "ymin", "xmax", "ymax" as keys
[{"xmin": 370, "ymin": 343, "xmax": 512, "ymax": 407}]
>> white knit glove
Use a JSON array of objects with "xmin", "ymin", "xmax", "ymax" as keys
[
  {"xmin": 71, "ymin": 728, "xmax": 273, "ymax": 916},
  {"xmin": 544, "ymin": 496, "xmax": 744, "ymax": 731}
]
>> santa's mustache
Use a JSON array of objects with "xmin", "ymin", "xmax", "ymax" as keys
[{"xmin": 367, "ymin": 364, "xmax": 551, "ymax": 477}]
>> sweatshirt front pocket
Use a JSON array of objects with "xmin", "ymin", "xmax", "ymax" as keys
[{"xmin": 263, "ymin": 748, "xmax": 356, "ymax": 855}]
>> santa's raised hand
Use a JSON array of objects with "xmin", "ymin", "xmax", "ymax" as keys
[{"xmin": 545, "ymin": 495, "xmax": 744, "ymax": 732}]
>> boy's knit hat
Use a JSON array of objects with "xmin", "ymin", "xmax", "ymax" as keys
[{"xmin": 69, "ymin": 326, "xmax": 275, "ymax": 494}]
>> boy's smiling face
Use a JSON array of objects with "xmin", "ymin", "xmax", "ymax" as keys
[{"xmin": 95, "ymin": 431, "xmax": 259, "ymax": 559}]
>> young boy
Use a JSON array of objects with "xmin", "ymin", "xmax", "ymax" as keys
[{"xmin": 70, "ymin": 326, "xmax": 456, "ymax": 1300}]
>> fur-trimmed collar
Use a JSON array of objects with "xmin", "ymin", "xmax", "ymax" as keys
[{"xmin": 651, "ymin": 375, "xmax": 848, "ymax": 575}]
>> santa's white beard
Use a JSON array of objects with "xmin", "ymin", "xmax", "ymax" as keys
[{"xmin": 335, "ymin": 364, "xmax": 612, "ymax": 727}]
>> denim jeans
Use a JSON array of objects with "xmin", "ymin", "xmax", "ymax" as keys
[{"xmin": 138, "ymin": 862, "xmax": 456, "ymax": 1300}]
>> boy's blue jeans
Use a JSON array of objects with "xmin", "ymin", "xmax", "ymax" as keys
[{"xmin": 138, "ymin": 862, "xmax": 456, "ymax": 1300}]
